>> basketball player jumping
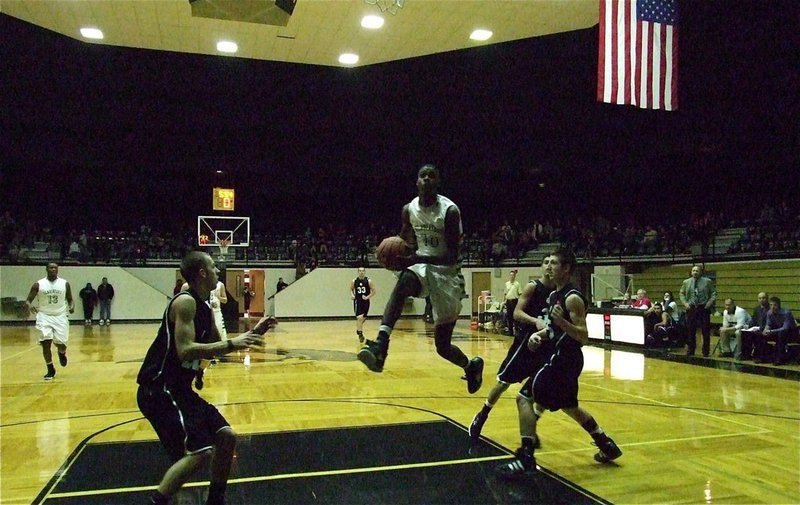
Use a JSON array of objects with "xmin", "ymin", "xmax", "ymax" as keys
[
  {"xmin": 357, "ymin": 164, "xmax": 484, "ymax": 394},
  {"xmin": 24, "ymin": 262, "xmax": 74, "ymax": 381},
  {"xmin": 350, "ymin": 267, "xmax": 376, "ymax": 343}
]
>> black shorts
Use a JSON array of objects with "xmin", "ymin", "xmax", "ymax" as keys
[
  {"xmin": 530, "ymin": 346, "xmax": 583, "ymax": 411},
  {"xmin": 354, "ymin": 299, "xmax": 370, "ymax": 317},
  {"xmin": 497, "ymin": 332, "xmax": 554, "ymax": 385},
  {"xmin": 137, "ymin": 383, "xmax": 229, "ymax": 462}
]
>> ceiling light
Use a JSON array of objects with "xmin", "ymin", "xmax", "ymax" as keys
[
  {"xmin": 470, "ymin": 29, "xmax": 493, "ymax": 41},
  {"xmin": 79, "ymin": 27, "xmax": 104, "ymax": 40},
  {"xmin": 361, "ymin": 15, "xmax": 384, "ymax": 29},
  {"xmin": 338, "ymin": 53, "xmax": 359, "ymax": 65},
  {"xmin": 216, "ymin": 40, "xmax": 238, "ymax": 53}
]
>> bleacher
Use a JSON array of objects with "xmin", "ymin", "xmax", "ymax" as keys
[{"xmin": 633, "ymin": 260, "xmax": 800, "ymax": 324}]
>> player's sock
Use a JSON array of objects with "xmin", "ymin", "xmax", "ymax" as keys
[
  {"xmin": 206, "ymin": 482, "xmax": 227, "ymax": 505},
  {"xmin": 149, "ymin": 491, "xmax": 168, "ymax": 504},
  {"xmin": 581, "ymin": 417, "xmax": 605, "ymax": 439}
]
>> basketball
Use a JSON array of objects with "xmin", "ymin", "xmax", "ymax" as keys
[{"xmin": 375, "ymin": 236, "xmax": 412, "ymax": 271}]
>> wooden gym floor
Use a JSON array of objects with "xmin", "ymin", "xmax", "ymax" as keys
[{"xmin": 1, "ymin": 319, "xmax": 798, "ymax": 504}]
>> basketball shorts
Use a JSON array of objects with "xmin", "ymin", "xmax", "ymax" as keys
[
  {"xmin": 137, "ymin": 383, "xmax": 230, "ymax": 462},
  {"xmin": 354, "ymin": 299, "xmax": 370, "ymax": 317},
  {"xmin": 407, "ymin": 264, "xmax": 464, "ymax": 325},
  {"xmin": 498, "ymin": 335, "xmax": 554, "ymax": 385},
  {"xmin": 36, "ymin": 312, "xmax": 69, "ymax": 345},
  {"xmin": 530, "ymin": 349, "xmax": 583, "ymax": 411}
]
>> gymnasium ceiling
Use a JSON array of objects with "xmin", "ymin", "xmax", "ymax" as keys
[{"xmin": 0, "ymin": 0, "xmax": 598, "ymax": 67}]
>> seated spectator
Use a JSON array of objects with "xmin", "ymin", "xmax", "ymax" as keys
[
  {"xmin": 754, "ymin": 297, "xmax": 798, "ymax": 365},
  {"xmin": 718, "ymin": 298, "xmax": 751, "ymax": 358},
  {"xmin": 631, "ymin": 289, "xmax": 651, "ymax": 310},
  {"xmin": 661, "ymin": 291, "xmax": 681, "ymax": 321},
  {"xmin": 645, "ymin": 303, "xmax": 671, "ymax": 347},
  {"xmin": 742, "ymin": 292, "xmax": 770, "ymax": 362}
]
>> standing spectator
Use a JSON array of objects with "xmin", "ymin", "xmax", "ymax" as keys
[
  {"xmin": 242, "ymin": 284, "xmax": 255, "ymax": 315},
  {"xmin": 350, "ymin": 267, "xmax": 376, "ymax": 343},
  {"xmin": 276, "ymin": 277, "xmax": 288, "ymax": 292},
  {"xmin": 173, "ymin": 278, "xmax": 184, "ymax": 295},
  {"xmin": 97, "ymin": 277, "xmax": 115, "ymax": 326},
  {"xmin": 356, "ymin": 164, "xmax": 484, "ymax": 394},
  {"xmin": 679, "ymin": 265, "xmax": 717, "ymax": 357},
  {"xmin": 718, "ymin": 298, "xmax": 751, "ymax": 358},
  {"xmin": 502, "ymin": 270, "xmax": 522, "ymax": 336},
  {"xmin": 24, "ymin": 263, "xmax": 74, "ymax": 380},
  {"xmin": 741, "ymin": 292, "xmax": 770, "ymax": 361},
  {"xmin": 423, "ymin": 296, "xmax": 434, "ymax": 324},
  {"xmin": 79, "ymin": 282, "xmax": 98, "ymax": 326},
  {"xmin": 756, "ymin": 297, "xmax": 798, "ymax": 365}
]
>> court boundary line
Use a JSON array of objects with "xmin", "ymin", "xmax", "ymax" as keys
[{"xmin": 34, "ymin": 401, "xmax": 610, "ymax": 505}]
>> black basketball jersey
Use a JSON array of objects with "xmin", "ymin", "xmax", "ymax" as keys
[
  {"xmin": 353, "ymin": 277, "xmax": 371, "ymax": 301},
  {"xmin": 137, "ymin": 289, "xmax": 213, "ymax": 390},
  {"xmin": 546, "ymin": 282, "xmax": 588, "ymax": 349},
  {"xmin": 515, "ymin": 279, "xmax": 552, "ymax": 339},
  {"xmin": 524, "ymin": 280, "xmax": 550, "ymax": 319}
]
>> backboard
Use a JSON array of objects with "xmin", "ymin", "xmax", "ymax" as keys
[{"xmin": 197, "ymin": 215, "xmax": 250, "ymax": 248}]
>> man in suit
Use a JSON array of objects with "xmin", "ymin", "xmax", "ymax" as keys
[{"xmin": 679, "ymin": 265, "xmax": 717, "ymax": 357}]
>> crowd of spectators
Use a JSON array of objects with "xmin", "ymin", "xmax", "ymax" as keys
[{"xmin": 1, "ymin": 201, "xmax": 798, "ymax": 268}]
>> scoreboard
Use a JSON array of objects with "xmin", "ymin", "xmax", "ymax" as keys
[{"xmin": 213, "ymin": 187, "xmax": 235, "ymax": 211}]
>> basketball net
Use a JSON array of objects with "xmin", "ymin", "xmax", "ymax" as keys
[{"xmin": 217, "ymin": 239, "xmax": 230, "ymax": 263}]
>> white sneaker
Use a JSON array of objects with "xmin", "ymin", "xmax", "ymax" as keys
[{"xmin": 99, "ymin": 320, "xmax": 105, "ymax": 326}]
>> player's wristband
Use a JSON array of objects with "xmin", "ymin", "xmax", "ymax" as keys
[{"xmin": 227, "ymin": 339, "xmax": 234, "ymax": 352}]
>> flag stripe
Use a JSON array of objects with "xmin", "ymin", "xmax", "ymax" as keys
[{"xmin": 597, "ymin": 0, "xmax": 678, "ymax": 111}]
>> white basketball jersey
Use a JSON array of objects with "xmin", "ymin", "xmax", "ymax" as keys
[
  {"xmin": 37, "ymin": 277, "xmax": 68, "ymax": 316},
  {"xmin": 408, "ymin": 195, "xmax": 462, "ymax": 259},
  {"xmin": 210, "ymin": 282, "xmax": 224, "ymax": 311}
]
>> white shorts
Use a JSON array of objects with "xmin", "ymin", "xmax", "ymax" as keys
[
  {"xmin": 407, "ymin": 264, "xmax": 465, "ymax": 325},
  {"xmin": 36, "ymin": 312, "xmax": 70, "ymax": 345}
]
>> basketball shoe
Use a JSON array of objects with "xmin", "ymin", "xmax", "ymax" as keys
[
  {"xmin": 593, "ymin": 435, "xmax": 622, "ymax": 463},
  {"xmin": 357, "ymin": 339, "xmax": 386, "ymax": 372},
  {"xmin": 469, "ymin": 409, "xmax": 488, "ymax": 440},
  {"xmin": 58, "ymin": 352, "xmax": 68, "ymax": 367},
  {"xmin": 495, "ymin": 446, "xmax": 535, "ymax": 480},
  {"xmin": 44, "ymin": 364, "xmax": 56, "ymax": 381},
  {"xmin": 465, "ymin": 357, "xmax": 484, "ymax": 394}
]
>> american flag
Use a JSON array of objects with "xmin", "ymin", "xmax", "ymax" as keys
[{"xmin": 597, "ymin": 0, "xmax": 679, "ymax": 111}]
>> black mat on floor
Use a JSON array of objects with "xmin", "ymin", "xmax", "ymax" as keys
[{"xmin": 40, "ymin": 420, "xmax": 607, "ymax": 505}]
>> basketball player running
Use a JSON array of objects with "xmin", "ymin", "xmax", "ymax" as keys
[
  {"xmin": 24, "ymin": 263, "xmax": 74, "ymax": 380},
  {"xmin": 496, "ymin": 247, "xmax": 622, "ymax": 479},
  {"xmin": 137, "ymin": 251, "xmax": 274, "ymax": 505},
  {"xmin": 357, "ymin": 164, "xmax": 484, "ymax": 394},
  {"xmin": 350, "ymin": 267, "xmax": 376, "ymax": 343},
  {"xmin": 469, "ymin": 255, "xmax": 555, "ymax": 441}
]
